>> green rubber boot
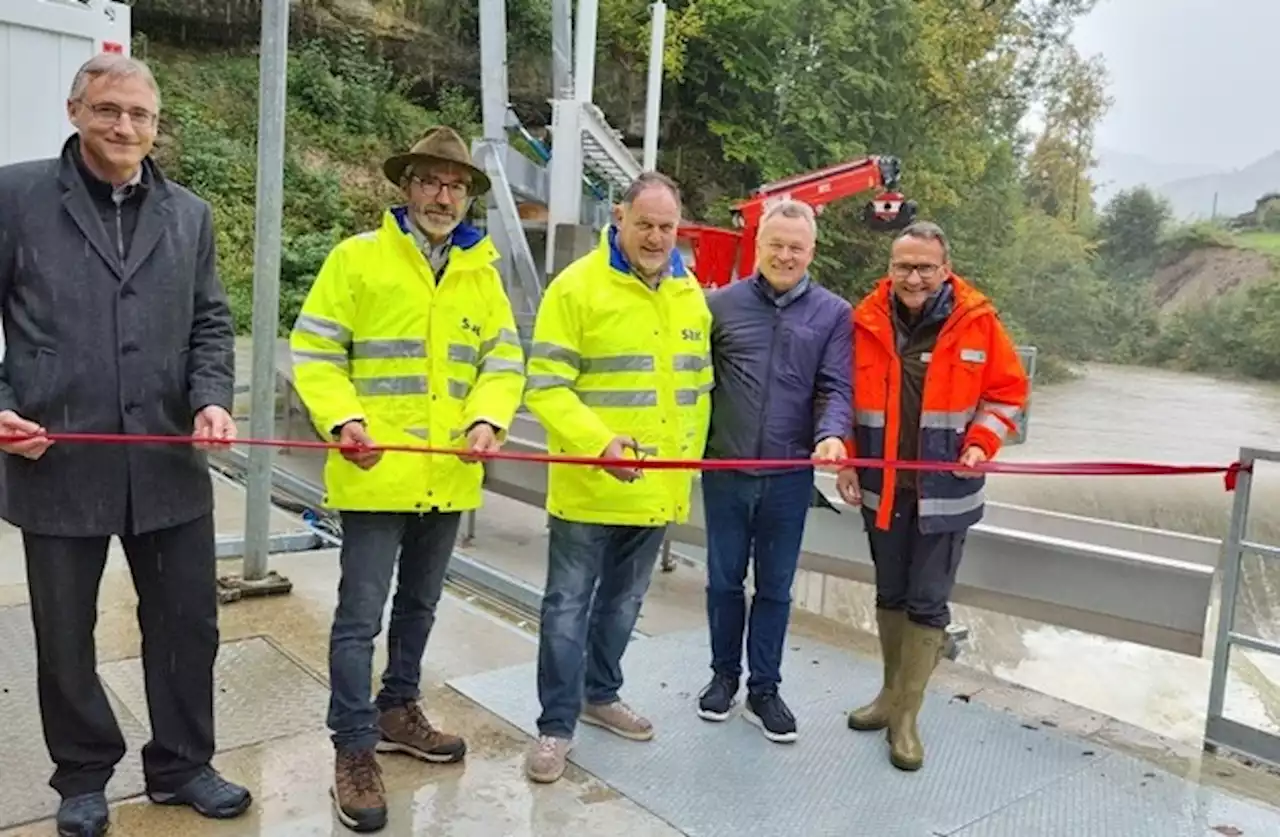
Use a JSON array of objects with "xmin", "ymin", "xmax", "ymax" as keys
[
  {"xmin": 887, "ymin": 620, "xmax": 946, "ymax": 771},
  {"xmin": 847, "ymin": 609, "xmax": 907, "ymax": 731}
]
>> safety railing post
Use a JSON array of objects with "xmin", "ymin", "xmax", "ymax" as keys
[
  {"xmin": 1205, "ymin": 448, "xmax": 1253, "ymax": 722},
  {"xmin": 1203, "ymin": 447, "xmax": 1280, "ymax": 768}
]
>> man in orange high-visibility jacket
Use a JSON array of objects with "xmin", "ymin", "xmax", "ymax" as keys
[{"xmin": 836, "ymin": 220, "xmax": 1028, "ymax": 773}]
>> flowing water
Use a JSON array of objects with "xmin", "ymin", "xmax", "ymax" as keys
[{"xmin": 798, "ymin": 362, "xmax": 1280, "ymax": 747}]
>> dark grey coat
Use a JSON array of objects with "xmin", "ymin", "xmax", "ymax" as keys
[{"xmin": 0, "ymin": 136, "xmax": 235, "ymax": 537}]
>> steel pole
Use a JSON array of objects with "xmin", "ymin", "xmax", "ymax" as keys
[
  {"xmin": 642, "ymin": 1, "xmax": 666, "ymax": 171},
  {"xmin": 243, "ymin": 0, "xmax": 289, "ymax": 581},
  {"xmin": 573, "ymin": 0, "xmax": 598, "ymax": 104}
]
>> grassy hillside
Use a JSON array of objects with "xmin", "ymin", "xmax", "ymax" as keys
[
  {"xmin": 140, "ymin": 37, "xmax": 480, "ymax": 333},
  {"xmin": 1236, "ymin": 230, "xmax": 1280, "ymax": 257}
]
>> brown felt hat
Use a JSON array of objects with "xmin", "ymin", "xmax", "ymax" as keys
[{"xmin": 382, "ymin": 126, "xmax": 490, "ymax": 195}]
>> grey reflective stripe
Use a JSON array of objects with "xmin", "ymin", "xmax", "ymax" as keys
[
  {"xmin": 975, "ymin": 411, "xmax": 1011, "ymax": 439},
  {"xmin": 527, "ymin": 374, "xmax": 574, "ymax": 390},
  {"xmin": 980, "ymin": 400, "xmax": 1020, "ymax": 418},
  {"xmin": 292, "ymin": 349, "xmax": 348, "ymax": 370},
  {"xmin": 480, "ymin": 328, "xmax": 521, "ymax": 355},
  {"xmin": 295, "ymin": 314, "xmax": 351, "ymax": 346},
  {"xmin": 351, "ymin": 338, "xmax": 427, "ymax": 360},
  {"xmin": 448, "ymin": 379, "xmax": 470, "ymax": 400},
  {"xmin": 582, "ymin": 354, "xmax": 654, "ymax": 373},
  {"xmin": 531, "ymin": 341, "xmax": 581, "ymax": 369},
  {"xmin": 919, "ymin": 490, "xmax": 984, "ymax": 519},
  {"xmin": 921, "ymin": 409, "xmax": 975, "ymax": 431},
  {"xmin": 673, "ymin": 353, "xmax": 711, "ymax": 372},
  {"xmin": 449, "ymin": 344, "xmax": 479, "ymax": 364},
  {"xmin": 406, "ymin": 428, "xmax": 429, "ymax": 440},
  {"xmin": 481, "ymin": 357, "xmax": 525, "ymax": 374},
  {"xmin": 580, "ymin": 390, "xmax": 659, "ymax": 407},
  {"xmin": 855, "ymin": 409, "xmax": 885, "ymax": 428},
  {"xmin": 675, "ymin": 381, "xmax": 714, "ymax": 405},
  {"xmin": 353, "ymin": 376, "xmax": 428, "ymax": 396},
  {"xmin": 861, "ymin": 489, "xmax": 881, "ymax": 511}
]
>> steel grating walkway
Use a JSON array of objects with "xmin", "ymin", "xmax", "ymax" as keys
[
  {"xmin": 448, "ymin": 628, "xmax": 1280, "ymax": 837},
  {"xmin": 0, "ymin": 603, "xmax": 331, "ymax": 830}
]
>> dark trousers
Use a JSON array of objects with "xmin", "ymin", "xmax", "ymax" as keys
[
  {"xmin": 863, "ymin": 491, "xmax": 967, "ymax": 628},
  {"xmin": 22, "ymin": 512, "xmax": 218, "ymax": 799},
  {"xmin": 535, "ymin": 517, "xmax": 665, "ymax": 738},
  {"xmin": 327, "ymin": 511, "xmax": 460, "ymax": 752},
  {"xmin": 701, "ymin": 468, "xmax": 813, "ymax": 695}
]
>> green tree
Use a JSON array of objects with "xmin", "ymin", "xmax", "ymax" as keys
[
  {"xmin": 1024, "ymin": 46, "xmax": 1111, "ymax": 226},
  {"xmin": 1095, "ymin": 186, "xmax": 1173, "ymax": 283}
]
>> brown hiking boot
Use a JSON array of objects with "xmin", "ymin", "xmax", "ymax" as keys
[
  {"xmin": 331, "ymin": 748, "xmax": 387, "ymax": 833},
  {"xmin": 376, "ymin": 701, "xmax": 467, "ymax": 763}
]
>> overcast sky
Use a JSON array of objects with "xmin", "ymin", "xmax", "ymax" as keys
[{"xmin": 1071, "ymin": 0, "xmax": 1280, "ymax": 169}]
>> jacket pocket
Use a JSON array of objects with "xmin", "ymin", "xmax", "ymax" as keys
[{"xmin": 16, "ymin": 347, "xmax": 57, "ymax": 418}]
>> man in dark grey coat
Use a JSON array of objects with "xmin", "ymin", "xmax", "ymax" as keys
[{"xmin": 0, "ymin": 54, "xmax": 251, "ymax": 834}]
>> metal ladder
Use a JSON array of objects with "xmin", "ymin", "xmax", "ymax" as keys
[{"xmin": 1204, "ymin": 447, "xmax": 1280, "ymax": 768}]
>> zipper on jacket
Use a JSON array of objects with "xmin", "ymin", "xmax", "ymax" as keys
[
  {"xmin": 754, "ymin": 306, "xmax": 782, "ymax": 459},
  {"xmin": 115, "ymin": 205, "xmax": 124, "ymax": 261}
]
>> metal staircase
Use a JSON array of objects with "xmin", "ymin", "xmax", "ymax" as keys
[
  {"xmin": 477, "ymin": 0, "xmax": 653, "ymax": 318},
  {"xmin": 579, "ymin": 102, "xmax": 642, "ymax": 197}
]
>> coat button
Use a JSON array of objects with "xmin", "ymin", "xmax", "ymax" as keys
[
  {"xmin": 125, "ymin": 402, "xmax": 139, "ymax": 413},
  {"xmin": 121, "ymin": 342, "xmax": 137, "ymax": 354}
]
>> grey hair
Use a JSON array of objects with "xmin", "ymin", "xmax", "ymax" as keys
[
  {"xmin": 68, "ymin": 54, "xmax": 161, "ymax": 110},
  {"xmin": 760, "ymin": 198, "xmax": 817, "ymax": 237},
  {"xmin": 620, "ymin": 170, "xmax": 682, "ymax": 208},
  {"xmin": 896, "ymin": 220, "xmax": 950, "ymax": 262}
]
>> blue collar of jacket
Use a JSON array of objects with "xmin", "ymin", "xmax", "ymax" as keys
[
  {"xmin": 604, "ymin": 224, "xmax": 689, "ymax": 281},
  {"xmin": 751, "ymin": 271, "xmax": 811, "ymax": 308},
  {"xmin": 390, "ymin": 205, "xmax": 485, "ymax": 251}
]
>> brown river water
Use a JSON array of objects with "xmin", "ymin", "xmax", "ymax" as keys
[{"xmin": 797, "ymin": 362, "xmax": 1280, "ymax": 746}]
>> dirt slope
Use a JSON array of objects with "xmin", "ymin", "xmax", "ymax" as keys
[{"xmin": 1151, "ymin": 245, "xmax": 1277, "ymax": 315}]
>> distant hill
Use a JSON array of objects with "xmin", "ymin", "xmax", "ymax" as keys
[
  {"xmin": 1092, "ymin": 149, "xmax": 1218, "ymax": 205},
  {"xmin": 1093, "ymin": 148, "xmax": 1280, "ymax": 221},
  {"xmin": 1156, "ymin": 151, "xmax": 1280, "ymax": 221}
]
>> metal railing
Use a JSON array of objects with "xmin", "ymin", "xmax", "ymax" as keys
[{"xmin": 1204, "ymin": 447, "xmax": 1280, "ymax": 768}]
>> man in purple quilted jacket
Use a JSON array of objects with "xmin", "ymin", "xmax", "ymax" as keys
[{"xmin": 695, "ymin": 198, "xmax": 853, "ymax": 743}]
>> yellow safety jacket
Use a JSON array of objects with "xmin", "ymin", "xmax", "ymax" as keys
[
  {"xmin": 524, "ymin": 227, "xmax": 714, "ymax": 526},
  {"xmin": 290, "ymin": 207, "xmax": 526, "ymax": 513}
]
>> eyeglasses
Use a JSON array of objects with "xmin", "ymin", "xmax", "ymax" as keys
[
  {"xmin": 409, "ymin": 174, "xmax": 470, "ymax": 201},
  {"xmin": 889, "ymin": 262, "xmax": 942, "ymax": 279},
  {"xmin": 83, "ymin": 102, "xmax": 157, "ymax": 128}
]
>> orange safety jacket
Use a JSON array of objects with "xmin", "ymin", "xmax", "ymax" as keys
[{"xmin": 846, "ymin": 274, "xmax": 1029, "ymax": 534}]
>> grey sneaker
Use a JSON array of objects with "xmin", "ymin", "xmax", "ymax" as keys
[
  {"xmin": 580, "ymin": 699, "xmax": 654, "ymax": 741},
  {"xmin": 525, "ymin": 735, "xmax": 572, "ymax": 784}
]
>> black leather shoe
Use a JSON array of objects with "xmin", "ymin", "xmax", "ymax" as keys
[
  {"xmin": 147, "ymin": 766, "xmax": 252, "ymax": 818},
  {"xmin": 56, "ymin": 792, "xmax": 109, "ymax": 837}
]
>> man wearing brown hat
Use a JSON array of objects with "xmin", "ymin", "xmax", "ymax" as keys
[{"xmin": 290, "ymin": 126, "xmax": 526, "ymax": 832}]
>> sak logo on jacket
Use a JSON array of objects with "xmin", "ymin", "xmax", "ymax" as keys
[
  {"xmin": 460, "ymin": 317, "xmax": 482, "ymax": 337},
  {"xmin": 681, "ymin": 328, "xmax": 703, "ymax": 342}
]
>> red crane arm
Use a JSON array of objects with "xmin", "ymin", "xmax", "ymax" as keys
[{"xmin": 733, "ymin": 156, "xmax": 892, "ymax": 226}]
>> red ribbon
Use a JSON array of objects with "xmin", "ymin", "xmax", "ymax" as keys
[{"xmin": 0, "ymin": 431, "xmax": 1251, "ymax": 490}]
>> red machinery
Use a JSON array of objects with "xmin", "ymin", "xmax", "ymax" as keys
[{"xmin": 678, "ymin": 155, "xmax": 918, "ymax": 288}]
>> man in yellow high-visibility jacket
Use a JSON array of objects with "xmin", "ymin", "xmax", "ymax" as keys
[
  {"xmin": 289, "ymin": 126, "xmax": 525, "ymax": 832},
  {"xmin": 522, "ymin": 171, "xmax": 714, "ymax": 784}
]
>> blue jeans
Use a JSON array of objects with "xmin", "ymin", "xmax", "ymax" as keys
[
  {"xmin": 702, "ymin": 468, "xmax": 813, "ymax": 695},
  {"xmin": 327, "ymin": 511, "xmax": 461, "ymax": 752},
  {"xmin": 535, "ymin": 516, "xmax": 666, "ymax": 738}
]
